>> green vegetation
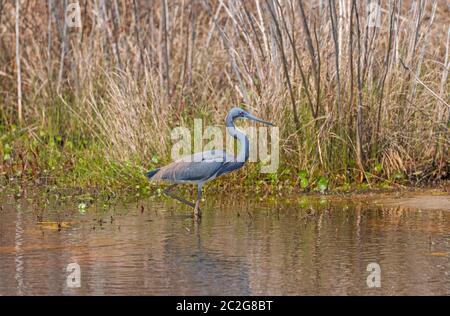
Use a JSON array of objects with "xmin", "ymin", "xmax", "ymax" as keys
[
  {"xmin": 1, "ymin": 123, "xmax": 440, "ymax": 199},
  {"xmin": 0, "ymin": 1, "xmax": 449, "ymax": 198}
]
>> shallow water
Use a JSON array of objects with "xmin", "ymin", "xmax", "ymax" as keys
[{"xmin": 0, "ymin": 192, "xmax": 449, "ymax": 295}]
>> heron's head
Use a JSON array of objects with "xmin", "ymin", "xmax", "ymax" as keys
[{"xmin": 227, "ymin": 107, "xmax": 274, "ymax": 126}]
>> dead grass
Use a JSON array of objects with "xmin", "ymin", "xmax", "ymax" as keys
[{"xmin": 0, "ymin": 0, "xmax": 448, "ymax": 186}]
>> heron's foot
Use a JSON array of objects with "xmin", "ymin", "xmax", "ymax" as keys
[
  {"xmin": 193, "ymin": 210, "xmax": 201, "ymax": 221},
  {"xmin": 193, "ymin": 200, "xmax": 202, "ymax": 220}
]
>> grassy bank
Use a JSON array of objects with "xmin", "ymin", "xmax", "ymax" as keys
[
  {"xmin": 0, "ymin": 1, "xmax": 449, "ymax": 197},
  {"xmin": 1, "ymin": 122, "xmax": 447, "ymax": 200}
]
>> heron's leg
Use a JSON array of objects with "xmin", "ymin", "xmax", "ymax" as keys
[
  {"xmin": 163, "ymin": 184, "xmax": 196, "ymax": 208},
  {"xmin": 193, "ymin": 183, "xmax": 203, "ymax": 219}
]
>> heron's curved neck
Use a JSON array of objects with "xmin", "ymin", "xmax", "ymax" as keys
[{"xmin": 226, "ymin": 115, "xmax": 249, "ymax": 162}]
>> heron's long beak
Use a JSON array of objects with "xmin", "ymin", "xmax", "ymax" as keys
[{"xmin": 245, "ymin": 113, "xmax": 275, "ymax": 126}]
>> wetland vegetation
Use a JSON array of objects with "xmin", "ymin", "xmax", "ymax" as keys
[
  {"xmin": 0, "ymin": 1, "xmax": 449, "ymax": 198},
  {"xmin": 0, "ymin": 1, "xmax": 449, "ymax": 296}
]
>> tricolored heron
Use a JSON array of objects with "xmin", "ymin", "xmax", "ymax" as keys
[{"xmin": 145, "ymin": 107, "xmax": 274, "ymax": 219}]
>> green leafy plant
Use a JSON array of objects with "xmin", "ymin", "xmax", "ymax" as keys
[
  {"xmin": 298, "ymin": 170, "xmax": 309, "ymax": 189},
  {"xmin": 316, "ymin": 176, "xmax": 329, "ymax": 193}
]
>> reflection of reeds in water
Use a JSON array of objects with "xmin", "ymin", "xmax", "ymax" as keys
[
  {"xmin": 1, "ymin": 198, "xmax": 449, "ymax": 294},
  {"xmin": 236, "ymin": 202, "xmax": 450, "ymax": 295},
  {"xmin": 180, "ymin": 194, "xmax": 449, "ymax": 294},
  {"xmin": 0, "ymin": 0, "xmax": 449, "ymax": 182},
  {"xmin": 366, "ymin": 205, "xmax": 449, "ymax": 234}
]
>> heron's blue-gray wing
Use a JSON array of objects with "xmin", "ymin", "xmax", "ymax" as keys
[
  {"xmin": 151, "ymin": 150, "xmax": 233, "ymax": 182},
  {"xmin": 215, "ymin": 161, "xmax": 245, "ymax": 178}
]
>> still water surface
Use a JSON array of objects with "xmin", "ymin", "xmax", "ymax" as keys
[{"xmin": 0, "ymin": 193, "xmax": 449, "ymax": 295}]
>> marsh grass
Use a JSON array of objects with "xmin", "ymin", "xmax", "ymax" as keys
[{"xmin": 0, "ymin": 0, "xmax": 449, "ymax": 195}]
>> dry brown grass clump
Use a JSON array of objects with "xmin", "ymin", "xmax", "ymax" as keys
[{"xmin": 0, "ymin": 0, "xmax": 448, "ymax": 184}]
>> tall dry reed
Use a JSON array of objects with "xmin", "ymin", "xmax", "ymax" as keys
[{"xmin": 0, "ymin": 0, "xmax": 448, "ymax": 184}]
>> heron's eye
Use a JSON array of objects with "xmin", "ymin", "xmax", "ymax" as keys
[{"xmin": 239, "ymin": 111, "xmax": 245, "ymax": 117}]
